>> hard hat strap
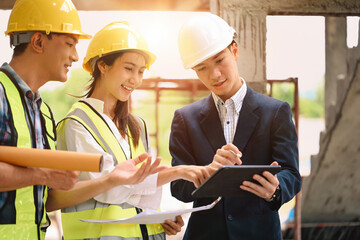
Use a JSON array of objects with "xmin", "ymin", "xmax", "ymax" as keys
[
  {"xmin": 88, "ymin": 57, "xmax": 100, "ymax": 73},
  {"xmin": 10, "ymin": 32, "xmax": 34, "ymax": 48}
]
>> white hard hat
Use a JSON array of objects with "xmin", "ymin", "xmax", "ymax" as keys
[{"xmin": 178, "ymin": 13, "xmax": 236, "ymax": 69}]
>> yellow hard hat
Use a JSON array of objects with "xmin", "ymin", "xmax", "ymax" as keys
[
  {"xmin": 5, "ymin": 0, "xmax": 91, "ymax": 39},
  {"xmin": 178, "ymin": 13, "xmax": 236, "ymax": 69},
  {"xmin": 83, "ymin": 21, "xmax": 156, "ymax": 73}
]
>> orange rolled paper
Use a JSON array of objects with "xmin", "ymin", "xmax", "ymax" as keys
[{"xmin": 0, "ymin": 146, "xmax": 103, "ymax": 172}]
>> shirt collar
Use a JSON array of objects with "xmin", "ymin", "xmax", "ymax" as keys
[
  {"xmin": 83, "ymin": 97, "xmax": 105, "ymax": 113},
  {"xmin": 1, "ymin": 62, "xmax": 42, "ymax": 103},
  {"xmin": 212, "ymin": 78, "xmax": 247, "ymax": 114}
]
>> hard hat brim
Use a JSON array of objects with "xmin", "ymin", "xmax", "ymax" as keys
[
  {"xmin": 184, "ymin": 31, "xmax": 234, "ymax": 69},
  {"xmin": 5, "ymin": 29, "xmax": 92, "ymax": 39},
  {"xmin": 83, "ymin": 49, "xmax": 156, "ymax": 74}
]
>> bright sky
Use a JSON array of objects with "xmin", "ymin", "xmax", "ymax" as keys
[
  {"xmin": 0, "ymin": 10, "xmax": 358, "ymax": 95},
  {"xmin": 266, "ymin": 16, "xmax": 325, "ymax": 95}
]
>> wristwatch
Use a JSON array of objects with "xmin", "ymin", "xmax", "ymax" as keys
[{"xmin": 266, "ymin": 185, "xmax": 281, "ymax": 202}]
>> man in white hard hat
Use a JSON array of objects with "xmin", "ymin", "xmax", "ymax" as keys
[{"xmin": 170, "ymin": 13, "xmax": 301, "ymax": 240}]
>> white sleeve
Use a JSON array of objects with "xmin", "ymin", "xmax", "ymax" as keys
[{"xmin": 57, "ymin": 118, "xmax": 161, "ymax": 209}]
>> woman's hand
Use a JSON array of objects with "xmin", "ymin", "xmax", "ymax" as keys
[
  {"xmin": 157, "ymin": 163, "xmax": 214, "ymax": 187},
  {"xmin": 180, "ymin": 165, "xmax": 213, "ymax": 187},
  {"xmin": 108, "ymin": 153, "xmax": 164, "ymax": 186},
  {"xmin": 161, "ymin": 215, "xmax": 184, "ymax": 235}
]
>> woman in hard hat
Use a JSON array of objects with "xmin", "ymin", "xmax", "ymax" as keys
[{"xmin": 49, "ymin": 21, "xmax": 212, "ymax": 240}]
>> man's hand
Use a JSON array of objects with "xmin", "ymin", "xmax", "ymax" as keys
[
  {"xmin": 37, "ymin": 168, "xmax": 80, "ymax": 190},
  {"xmin": 161, "ymin": 215, "xmax": 184, "ymax": 235},
  {"xmin": 240, "ymin": 161, "xmax": 279, "ymax": 200},
  {"xmin": 209, "ymin": 143, "xmax": 242, "ymax": 169}
]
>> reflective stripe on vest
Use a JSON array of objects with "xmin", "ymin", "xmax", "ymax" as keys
[
  {"xmin": 57, "ymin": 101, "xmax": 164, "ymax": 240},
  {"xmin": 0, "ymin": 71, "xmax": 55, "ymax": 240}
]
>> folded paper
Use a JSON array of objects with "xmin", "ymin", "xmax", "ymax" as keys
[{"xmin": 80, "ymin": 197, "xmax": 221, "ymax": 224}]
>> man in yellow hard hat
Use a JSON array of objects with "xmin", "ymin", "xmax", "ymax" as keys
[
  {"xmin": 170, "ymin": 13, "xmax": 301, "ymax": 240},
  {"xmin": 0, "ymin": 0, "xmax": 91, "ymax": 239}
]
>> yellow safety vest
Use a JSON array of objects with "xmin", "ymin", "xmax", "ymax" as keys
[
  {"xmin": 57, "ymin": 100, "xmax": 164, "ymax": 240},
  {"xmin": 0, "ymin": 70, "xmax": 56, "ymax": 240}
]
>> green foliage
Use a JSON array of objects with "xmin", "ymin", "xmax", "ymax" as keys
[
  {"xmin": 268, "ymin": 79, "xmax": 324, "ymax": 118},
  {"xmin": 268, "ymin": 82, "xmax": 295, "ymax": 107},
  {"xmin": 299, "ymin": 97, "xmax": 324, "ymax": 118},
  {"xmin": 132, "ymin": 89, "xmax": 209, "ymax": 165},
  {"xmin": 40, "ymin": 68, "xmax": 91, "ymax": 123},
  {"xmin": 300, "ymin": 79, "xmax": 324, "ymax": 118}
]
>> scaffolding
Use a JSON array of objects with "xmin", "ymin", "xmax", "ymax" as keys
[
  {"xmin": 267, "ymin": 77, "xmax": 301, "ymax": 240},
  {"xmin": 130, "ymin": 78, "xmax": 209, "ymax": 154},
  {"xmin": 133, "ymin": 77, "xmax": 299, "ymax": 152}
]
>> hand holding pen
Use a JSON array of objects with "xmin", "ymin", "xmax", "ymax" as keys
[
  {"xmin": 209, "ymin": 143, "xmax": 242, "ymax": 170},
  {"xmin": 228, "ymin": 150, "xmax": 242, "ymax": 159}
]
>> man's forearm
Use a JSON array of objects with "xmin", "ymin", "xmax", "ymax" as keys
[{"xmin": 0, "ymin": 162, "xmax": 39, "ymax": 191}]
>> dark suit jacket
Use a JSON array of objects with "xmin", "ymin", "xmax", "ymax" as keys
[{"xmin": 170, "ymin": 86, "xmax": 302, "ymax": 240}]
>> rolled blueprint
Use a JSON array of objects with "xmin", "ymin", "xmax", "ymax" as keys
[{"xmin": 0, "ymin": 146, "xmax": 103, "ymax": 172}]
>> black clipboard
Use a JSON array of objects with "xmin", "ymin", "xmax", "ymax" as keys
[{"xmin": 191, "ymin": 165, "xmax": 281, "ymax": 198}]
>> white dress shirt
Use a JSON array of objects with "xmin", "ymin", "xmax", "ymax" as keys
[
  {"xmin": 57, "ymin": 98, "xmax": 162, "ymax": 210},
  {"xmin": 212, "ymin": 78, "xmax": 247, "ymax": 143}
]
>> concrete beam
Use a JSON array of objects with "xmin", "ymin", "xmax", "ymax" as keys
[
  {"xmin": 268, "ymin": 0, "xmax": 360, "ymax": 16},
  {"xmin": 0, "ymin": 0, "xmax": 14, "ymax": 9},
  {"xmin": 222, "ymin": 0, "xmax": 360, "ymax": 16},
  {"xmin": 0, "ymin": 0, "xmax": 210, "ymax": 11}
]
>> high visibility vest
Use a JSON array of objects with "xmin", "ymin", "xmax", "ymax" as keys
[
  {"xmin": 58, "ymin": 100, "xmax": 165, "ymax": 240},
  {"xmin": 0, "ymin": 69, "xmax": 56, "ymax": 240}
]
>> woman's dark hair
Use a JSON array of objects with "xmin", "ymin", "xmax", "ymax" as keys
[{"xmin": 85, "ymin": 52, "xmax": 141, "ymax": 147}]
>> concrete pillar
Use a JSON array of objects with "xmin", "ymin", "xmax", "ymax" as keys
[
  {"xmin": 325, "ymin": 17, "xmax": 347, "ymax": 129},
  {"xmin": 302, "ymin": 17, "xmax": 360, "ymax": 223},
  {"xmin": 213, "ymin": 0, "xmax": 268, "ymax": 94}
]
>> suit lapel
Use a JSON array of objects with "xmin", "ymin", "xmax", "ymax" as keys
[
  {"xmin": 200, "ymin": 95, "xmax": 226, "ymax": 152},
  {"xmin": 233, "ymin": 87, "xmax": 260, "ymax": 152},
  {"xmin": 199, "ymin": 87, "xmax": 260, "ymax": 154}
]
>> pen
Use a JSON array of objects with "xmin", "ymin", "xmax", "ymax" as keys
[{"xmin": 229, "ymin": 149, "xmax": 242, "ymax": 158}]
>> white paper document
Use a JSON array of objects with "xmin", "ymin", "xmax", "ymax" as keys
[{"xmin": 80, "ymin": 197, "xmax": 221, "ymax": 224}]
